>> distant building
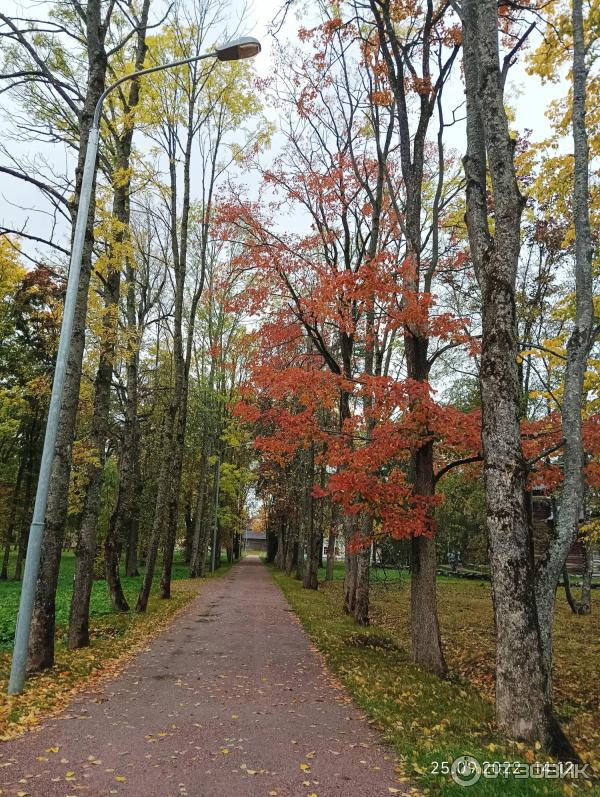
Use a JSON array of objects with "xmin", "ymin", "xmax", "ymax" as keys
[
  {"xmin": 532, "ymin": 493, "xmax": 600, "ymax": 579},
  {"xmin": 322, "ymin": 536, "xmax": 345, "ymax": 561},
  {"xmin": 244, "ymin": 529, "xmax": 267, "ymax": 553}
]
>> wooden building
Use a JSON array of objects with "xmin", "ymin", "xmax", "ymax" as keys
[{"xmin": 532, "ymin": 493, "xmax": 600, "ymax": 579}]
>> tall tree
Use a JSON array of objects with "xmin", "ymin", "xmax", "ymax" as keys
[
  {"xmin": 460, "ymin": 0, "xmax": 574, "ymax": 756},
  {"xmin": 0, "ymin": 0, "xmax": 129, "ymax": 671},
  {"xmin": 135, "ymin": 5, "xmax": 262, "ymax": 609},
  {"xmin": 533, "ymin": 0, "xmax": 597, "ymax": 688},
  {"xmin": 366, "ymin": 0, "xmax": 459, "ymax": 676},
  {"xmin": 69, "ymin": 0, "xmax": 152, "ymax": 644}
]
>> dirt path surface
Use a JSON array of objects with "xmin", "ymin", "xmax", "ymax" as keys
[{"xmin": 0, "ymin": 558, "xmax": 405, "ymax": 797}]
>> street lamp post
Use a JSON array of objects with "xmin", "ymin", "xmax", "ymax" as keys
[{"xmin": 8, "ymin": 36, "xmax": 261, "ymax": 695}]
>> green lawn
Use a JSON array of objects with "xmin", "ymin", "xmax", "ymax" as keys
[
  {"xmin": 318, "ymin": 560, "xmax": 407, "ymax": 582},
  {"xmin": 0, "ymin": 550, "xmax": 197, "ymax": 650},
  {"xmin": 0, "ymin": 552, "xmax": 233, "ymax": 739},
  {"xmin": 318, "ymin": 560, "xmax": 476, "ymax": 584},
  {"xmin": 270, "ymin": 565, "xmax": 598, "ymax": 797}
]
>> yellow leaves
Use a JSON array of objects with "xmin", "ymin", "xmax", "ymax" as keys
[
  {"xmin": 299, "ymin": 762, "xmax": 311, "ymax": 771},
  {"xmin": 220, "ymin": 747, "xmax": 230, "ymax": 755},
  {"xmin": 68, "ymin": 440, "xmax": 101, "ymax": 517},
  {"xmin": 0, "ymin": 236, "xmax": 26, "ymax": 298},
  {"xmin": 581, "ymin": 518, "xmax": 600, "ymax": 542},
  {"xmin": 112, "ymin": 166, "xmax": 133, "ymax": 189},
  {"xmin": 115, "ymin": 775, "xmax": 126, "ymax": 782}
]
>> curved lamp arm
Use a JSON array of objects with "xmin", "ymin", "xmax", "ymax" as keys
[{"xmin": 92, "ymin": 36, "xmax": 261, "ymax": 128}]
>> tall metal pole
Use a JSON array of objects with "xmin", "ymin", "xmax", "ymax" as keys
[
  {"xmin": 8, "ymin": 128, "xmax": 99, "ymax": 695},
  {"xmin": 211, "ymin": 455, "xmax": 221, "ymax": 573},
  {"xmin": 6, "ymin": 38, "xmax": 262, "ymax": 695}
]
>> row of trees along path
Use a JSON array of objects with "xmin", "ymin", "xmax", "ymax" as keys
[
  {"xmin": 0, "ymin": 0, "xmax": 597, "ymax": 772},
  {"xmin": 0, "ymin": 558, "xmax": 407, "ymax": 797}
]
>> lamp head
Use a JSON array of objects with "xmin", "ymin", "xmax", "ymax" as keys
[{"xmin": 216, "ymin": 36, "xmax": 261, "ymax": 62}]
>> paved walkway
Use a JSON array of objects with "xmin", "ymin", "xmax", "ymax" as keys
[{"xmin": 0, "ymin": 558, "xmax": 404, "ymax": 796}]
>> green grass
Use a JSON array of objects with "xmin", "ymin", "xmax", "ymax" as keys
[
  {"xmin": 0, "ymin": 550, "xmax": 217, "ymax": 650},
  {"xmin": 0, "ymin": 553, "xmax": 234, "ymax": 738},
  {"xmin": 318, "ymin": 561, "xmax": 407, "ymax": 582},
  {"xmin": 317, "ymin": 560, "xmax": 479, "ymax": 584},
  {"xmin": 269, "ymin": 564, "xmax": 593, "ymax": 797}
]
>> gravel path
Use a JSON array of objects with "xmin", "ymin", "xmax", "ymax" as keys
[{"xmin": 0, "ymin": 557, "xmax": 406, "ymax": 796}]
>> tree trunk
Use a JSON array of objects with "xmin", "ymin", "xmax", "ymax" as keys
[
  {"xmin": 15, "ymin": 417, "xmax": 43, "ymax": 581},
  {"xmin": 136, "ymin": 403, "xmax": 177, "ymax": 612},
  {"xmin": 69, "ymin": 232, "xmax": 120, "ymax": 648},
  {"xmin": 1, "ymin": 450, "xmax": 25, "ymax": 580},
  {"xmin": 302, "ymin": 446, "xmax": 319, "ymax": 590},
  {"xmin": 160, "ymin": 401, "xmax": 188, "ymax": 597},
  {"xmin": 578, "ymin": 542, "xmax": 593, "ymax": 615},
  {"xmin": 68, "ymin": 355, "xmax": 113, "ymax": 646},
  {"xmin": 28, "ymin": 0, "xmax": 109, "ymax": 671},
  {"xmin": 534, "ymin": 0, "xmax": 594, "ymax": 708},
  {"xmin": 70, "ymin": 2, "xmax": 151, "ymax": 641},
  {"xmin": 110, "ymin": 210, "xmax": 142, "ymax": 584},
  {"xmin": 410, "ymin": 441, "xmax": 447, "ymax": 676},
  {"xmin": 266, "ymin": 522, "xmax": 278, "ymax": 563},
  {"xmin": 343, "ymin": 513, "xmax": 358, "ymax": 614},
  {"xmin": 0, "ymin": 543, "xmax": 10, "ymax": 580},
  {"xmin": 368, "ymin": 0, "xmax": 458, "ymax": 675},
  {"xmin": 198, "ymin": 509, "xmax": 212, "ymax": 577},
  {"xmin": 563, "ymin": 545, "xmax": 593, "ymax": 616},
  {"xmin": 411, "ymin": 535, "xmax": 445, "ymax": 674},
  {"xmin": 190, "ymin": 446, "xmax": 210, "ymax": 576},
  {"xmin": 354, "ymin": 542, "xmax": 370, "ymax": 626},
  {"xmin": 183, "ymin": 503, "xmax": 193, "ymax": 563},
  {"xmin": 275, "ymin": 519, "xmax": 285, "ymax": 569},
  {"xmin": 284, "ymin": 526, "xmax": 297, "ymax": 577},
  {"xmin": 325, "ymin": 525, "xmax": 336, "ymax": 581},
  {"xmin": 461, "ymin": 0, "xmax": 573, "ymax": 756}
]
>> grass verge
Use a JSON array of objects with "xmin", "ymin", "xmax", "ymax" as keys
[
  {"xmin": 269, "ymin": 565, "xmax": 597, "ymax": 797},
  {"xmin": 0, "ymin": 557, "xmax": 233, "ymax": 740}
]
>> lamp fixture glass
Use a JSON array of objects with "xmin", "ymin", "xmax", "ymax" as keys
[{"xmin": 216, "ymin": 36, "xmax": 261, "ymax": 62}]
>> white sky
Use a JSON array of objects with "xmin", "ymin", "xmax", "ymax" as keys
[{"xmin": 0, "ymin": 0, "xmax": 563, "ymax": 263}]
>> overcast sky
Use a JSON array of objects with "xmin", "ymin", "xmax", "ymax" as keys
[{"xmin": 0, "ymin": 0, "xmax": 563, "ymax": 266}]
